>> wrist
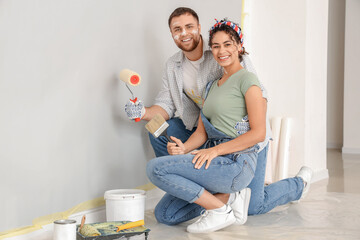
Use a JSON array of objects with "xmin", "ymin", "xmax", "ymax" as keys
[
  {"xmin": 183, "ymin": 143, "xmax": 191, "ymax": 154},
  {"xmin": 213, "ymin": 145, "xmax": 222, "ymax": 156},
  {"xmin": 140, "ymin": 106, "xmax": 146, "ymax": 119}
]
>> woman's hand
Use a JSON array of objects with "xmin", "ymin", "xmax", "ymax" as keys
[
  {"xmin": 167, "ymin": 136, "xmax": 186, "ymax": 155},
  {"xmin": 191, "ymin": 147, "xmax": 219, "ymax": 170}
]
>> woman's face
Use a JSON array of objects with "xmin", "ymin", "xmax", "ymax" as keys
[{"xmin": 211, "ymin": 31, "xmax": 241, "ymax": 67}]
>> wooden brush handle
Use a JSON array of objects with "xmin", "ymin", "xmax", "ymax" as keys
[{"xmin": 79, "ymin": 215, "xmax": 86, "ymax": 232}]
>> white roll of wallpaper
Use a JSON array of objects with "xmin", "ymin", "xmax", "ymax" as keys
[
  {"xmin": 270, "ymin": 117, "xmax": 282, "ymax": 181},
  {"xmin": 264, "ymin": 140, "xmax": 273, "ymax": 184},
  {"xmin": 277, "ymin": 117, "xmax": 292, "ymax": 180}
]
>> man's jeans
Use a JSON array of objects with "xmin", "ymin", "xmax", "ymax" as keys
[
  {"xmin": 148, "ymin": 118, "xmax": 304, "ymax": 225},
  {"xmin": 149, "ymin": 118, "xmax": 196, "ymax": 158}
]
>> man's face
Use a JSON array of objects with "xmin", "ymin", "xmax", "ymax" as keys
[{"xmin": 169, "ymin": 14, "xmax": 201, "ymax": 52}]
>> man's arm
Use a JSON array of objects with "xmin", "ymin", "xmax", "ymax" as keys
[
  {"xmin": 142, "ymin": 105, "xmax": 169, "ymax": 121},
  {"xmin": 147, "ymin": 62, "xmax": 177, "ymax": 121}
]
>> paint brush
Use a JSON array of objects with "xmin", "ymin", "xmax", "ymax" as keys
[{"xmin": 145, "ymin": 114, "xmax": 175, "ymax": 143}]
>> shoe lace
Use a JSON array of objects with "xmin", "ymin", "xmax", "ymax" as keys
[{"xmin": 194, "ymin": 209, "xmax": 209, "ymax": 223}]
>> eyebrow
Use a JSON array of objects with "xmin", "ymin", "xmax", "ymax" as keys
[
  {"xmin": 172, "ymin": 23, "xmax": 195, "ymax": 29},
  {"xmin": 212, "ymin": 40, "xmax": 232, "ymax": 45}
]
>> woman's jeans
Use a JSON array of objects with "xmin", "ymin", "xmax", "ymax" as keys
[{"xmin": 147, "ymin": 118, "xmax": 304, "ymax": 225}]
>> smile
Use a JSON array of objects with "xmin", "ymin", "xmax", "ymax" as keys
[
  {"xmin": 219, "ymin": 56, "xmax": 230, "ymax": 60},
  {"xmin": 182, "ymin": 38, "xmax": 191, "ymax": 42}
]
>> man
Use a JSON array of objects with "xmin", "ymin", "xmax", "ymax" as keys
[
  {"xmin": 125, "ymin": 7, "xmax": 258, "ymax": 157},
  {"xmin": 124, "ymin": 7, "xmax": 271, "ymax": 229}
]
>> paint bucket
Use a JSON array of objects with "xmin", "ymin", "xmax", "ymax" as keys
[
  {"xmin": 104, "ymin": 189, "xmax": 146, "ymax": 221},
  {"xmin": 53, "ymin": 219, "xmax": 76, "ymax": 240}
]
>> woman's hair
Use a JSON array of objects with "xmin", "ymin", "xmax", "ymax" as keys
[
  {"xmin": 208, "ymin": 19, "xmax": 248, "ymax": 62},
  {"xmin": 168, "ymin": 7, "xmax": 199, "ymax": 27}
]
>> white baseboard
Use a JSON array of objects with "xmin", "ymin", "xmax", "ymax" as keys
[{"xmin": 342, "ymin": 147, "xmax": 360, "ymax": 155}]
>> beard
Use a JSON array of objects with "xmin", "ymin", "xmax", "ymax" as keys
[{"xmin": 176, "ymin": 35, "xmax": 201, "ymax": 52}]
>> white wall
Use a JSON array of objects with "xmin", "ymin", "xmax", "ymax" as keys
[
  {"xmin": 249, "ymin": 1, "xmax": 328, "ymax": 176},
  {"xmin": 327, "ymin": 0, "xmax": 345, "ymax": 149},
  {"xmin": 0, "ymin": 0, "xmax": 243, "ymax": 231},
  {"xmin": 343, "ymin": 0, "xmax": 360, "ymax": 154}
]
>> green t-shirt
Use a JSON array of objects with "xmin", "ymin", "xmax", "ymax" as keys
[{"xmin": 202, "ymin": 69, "xmax": 261, "ymax": 138}]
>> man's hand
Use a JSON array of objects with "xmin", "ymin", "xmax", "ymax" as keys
[
  {"xmin": 167, "ymin": 136, "xmax": 186, "ymax": 155},
  {"xmin": 124, "ymin": 98, "xmax": 145, "ymax": 122}
]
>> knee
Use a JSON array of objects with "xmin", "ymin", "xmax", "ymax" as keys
[
  {"xmin": 146, "ymin": 158, "xmax": 158, "ymax": 181},
  {"xmin": 154, "ymin": 203, "xmax": 177, "ymax": 226},
  {"xmin": 248, "ymin": 192, "xmax": 267, "ymax": 215},
  {"xmin": 248, "ymin": 198, "xmax": 262, "ymax": 215},
  {"xmin": 248, "ymin": 205, "xmax": 260, "ymax": 215}
]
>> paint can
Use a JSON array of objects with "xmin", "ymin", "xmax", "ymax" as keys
[
  {"xmin": 104, "ymin": 189, "xmax": 146, "ymax": 222},
  {"xmin": 53, "ymin": 219, "xmax": 77, "ymax": 240}
]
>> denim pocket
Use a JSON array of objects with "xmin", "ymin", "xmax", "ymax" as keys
[{"xmin": 231, "ymin": 152, "xmax": 257, "ymax": 191}]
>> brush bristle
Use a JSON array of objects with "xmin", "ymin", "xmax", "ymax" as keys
[{"xmin": 145, "ymin": 114, "xmax": 167, "ymax": 136}]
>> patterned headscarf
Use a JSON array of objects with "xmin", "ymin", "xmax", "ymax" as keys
[{"xmin": 209, "ymin": 19, "xmax": 244, "ymax": 49}]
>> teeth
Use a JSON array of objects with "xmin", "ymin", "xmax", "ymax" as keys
[
  {"xmin": 219, "ymin": 56, "xmax": 229, "ymax": 59},
  {"xmin": 182, "ymin": 38, "xmax": 191, "ymax": 42}
]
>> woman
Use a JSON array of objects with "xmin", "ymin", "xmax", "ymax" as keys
[{"xmin": 146, "ymin": 19, "xmax": 312, "ymax": 233}]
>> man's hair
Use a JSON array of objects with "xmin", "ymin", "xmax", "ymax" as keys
[{"xmin": 168, "ymin": 7, "xmax": 199, "ymax": 28}]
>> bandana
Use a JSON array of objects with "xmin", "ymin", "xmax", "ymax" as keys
[{"xmin": 210, "ymin": 19, "xmax": 244, "ymax": 49}]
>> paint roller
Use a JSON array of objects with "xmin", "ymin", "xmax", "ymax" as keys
[
  {"xmin": 119, "ymin": 69, "xmax": 144, "ymax": 122},
  {"xmin": 119, "ymin": 69, "xmax": 141, "ymax": 87}
]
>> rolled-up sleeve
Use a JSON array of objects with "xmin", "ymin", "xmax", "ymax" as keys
[{"xmin": 154, "ymin": 65, "xmax": 176, "ymax": 118}]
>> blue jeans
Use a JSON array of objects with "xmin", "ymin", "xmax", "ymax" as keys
[
  {"xmin": 148, "ymin": 118, "xmax": 304, "ymax": 225},
  {"xmin": 147, "ymin": 147, "xmax": 257, "ymax": 200}
]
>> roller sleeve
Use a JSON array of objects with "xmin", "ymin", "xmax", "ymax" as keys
[{"xmin": 119, "ymin": 69, "xmax": 141, "ymax": 86}]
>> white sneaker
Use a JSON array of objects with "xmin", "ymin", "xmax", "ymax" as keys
[
  {"xmin": 230, "ymin": 188, "xmax": 251, "ymax": 225},
  {"xmin": 186, "ymin": 205, "xmax": 236, "ymax": 233},
  {"xmin": 292, "ymin": 166, "xmax": 313, "ymax": 203}
]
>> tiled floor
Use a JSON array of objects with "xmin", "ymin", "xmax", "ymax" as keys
[{"xmin": 146, "ymin": 149, "xmax": 360, "ymax": 239}]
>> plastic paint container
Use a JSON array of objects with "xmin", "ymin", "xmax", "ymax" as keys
[
  {"xmin": 104, "ymin": 189, "xmax": 146, "ymax": 221},
  {"xmin": 53, "ymin": 219, "xmax": 76, "ymax": 240}
]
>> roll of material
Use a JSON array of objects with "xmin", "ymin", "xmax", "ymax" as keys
[
  {"xmin": 271, "ymin": 117, "xmax": 282, "ymax": 181},
  {"xmin": 119, "ymin": 69, "xmax": 141, "ymax": 86},
  {"xmin": 53, "ymin": 219, "xmax": 76, "ymax": 240},
  {"xmin": 277, "ymin": 117, "xmax": 292, "ymax": 180},
  {"xmin": 264, "ymin": 141, "xmax": 273, "ymax": 184}
]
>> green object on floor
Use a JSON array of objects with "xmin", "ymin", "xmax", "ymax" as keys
[{"xmin": 76, "ymin": 221, "xmax": 150, "ymax": 240}]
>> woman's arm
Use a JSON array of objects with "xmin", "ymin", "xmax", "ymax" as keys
[
  {"xmin": 167, "ymin": 114, "xmax": 208, "ymax": 155},
  {"xmin": 192, "ymin": 85, "xmax": 266, "ymax": 169}
]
